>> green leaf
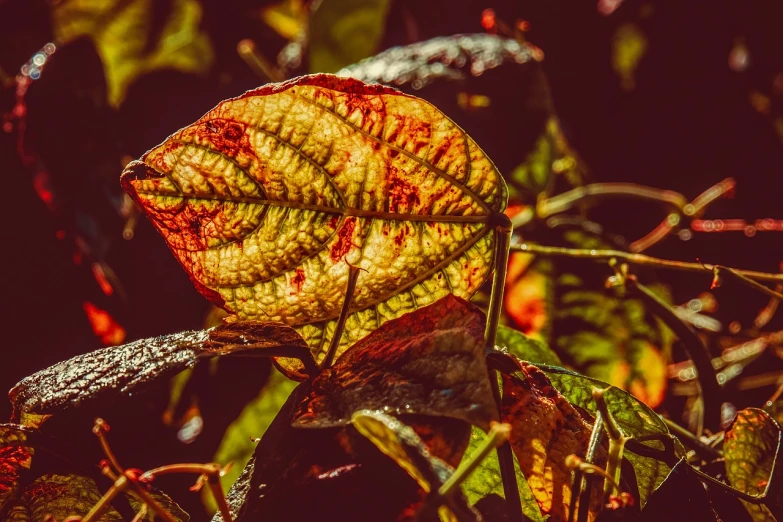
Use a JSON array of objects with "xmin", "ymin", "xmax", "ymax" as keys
[
  {"xmin": 309, "ymin": 0, "xmax": 390, "ymax": 73},
  {"xmin": 724, "ymin": 408, "xmax": 781, "ymax": 522},
  {"xmin": 539, "ymin": 364, "xmax": 675, "ymax": 507},
  {"xmin": 496, "ymin": 324, "xmax": 562, "ymax": 366},
  {"xmin": 207, "ymin": 368, "xmax": 297, "ymax": 513},
  {"xmin": 460, "ymin": 426, "xmax": 546, "ymax": 522}
]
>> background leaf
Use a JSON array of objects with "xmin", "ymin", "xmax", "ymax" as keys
[{"xmin": 496, "ymin": 324, "xmax": 562, "ymax": 366}]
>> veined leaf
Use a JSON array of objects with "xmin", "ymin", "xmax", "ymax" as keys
[
  {"xmin": 122, "ymin": 74, "xmax": 508, "ymax": 374},
  {"xmin": 291, "ymin": 295, "xmax": 497, "ymax": 430},
  {"xmin": 459, "ymin": 426, "xmax": 546, "ymax": 522},
  {"xmin": 496, "ymin": 324, "xmax": 562, "ymax": 366},
  {"xmin": 539, "ymin": 364, "xmax": 675, "ymax": 507},
  {"xmin": 10, "ymin": 321, "xmax": 308, "ymax": 421},
  {"xmin": 724, "ymin": 408, "xmax": 781, "ymax": 522}
]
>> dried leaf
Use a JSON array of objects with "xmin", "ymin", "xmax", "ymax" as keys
[
  {"xmin": 51, "ymin": 0, "xmax": 213, "ymax": 107},
  {"xmin": 10, "ymin": 321, "xmax": 307, "ymax": 420},
  {"xmin": 724, "ymin": 408, "xmax": 781, "ymax": 522},
  {"xmin": 290, "ymin": 295, "xmax": 496, "ymax": 429},
  {"xmin": 459, "ymin": 426, "xmax": 546, "ymax": 522},
  {"xmin": 122, "ymin": 74, "xmax": 507, "ymax": 374},
  {"xmin": 0, "ymin": 425, "xmax": 34, "ymax": 516},
  {"xmin": 502, "ymin": 361, "xmax": 603, "ymax": 521}
]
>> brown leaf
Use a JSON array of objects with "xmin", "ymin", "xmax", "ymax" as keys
[
  {"xmin": 502, "ymin": 360, "xmax": 603, "ymax": 521},
  {"xmin": 290, "ymin": 294, "xmax": 498, "ymax": 431},
  {"xmin": 0, "ymin": 425, "xmax": 34, "ymax": 517},
  {"xmin": 121, "ymin": 73, "xmax": 507, "ymax": 374}
]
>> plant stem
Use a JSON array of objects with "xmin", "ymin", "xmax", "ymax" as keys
[
  {"xmin": 571, "ymin": 415, "xmax": 604, "ymax": 522},
  {"xmin": 662, "ymin": 418, "xmax": 723, "ymax": 461},
  {"xmin": 510, "ymin": 242, "xmax": 783, "ymax": 284},
  {"xmin": 714, "ymin": 266, "xmax": 783, "ymax": 300},
  {"xmin": 593, "ymin": 388, "xmax": 629, "ymax": 498},
  {"xmin": 485, "ymin": 215, "xmax": 524, "ymax": 522},
  {"xmin": 438, "ymin": 422, "xmax": 511, "ymax": 497},
  {"xmin": 322, "ymin": 264, "xmax": 361, "ymax": 368},
  {"xmin": 81, "ymin": 477, "xmax": 125, "ymax": 522},
  {"xmin": 209, "ymin": 474, "xmax": 234, "ymax": 522}
]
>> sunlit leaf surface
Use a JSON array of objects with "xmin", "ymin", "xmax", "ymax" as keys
[
  {"xmin": 51, "ymin": 0, "xmax": 213, "ymax": 107},
  {"xmin": 724, "ymin": 408, "xmax": 781, "ymax": 522},
  {"xmin": 122, "ymin": 74, "xmax": 507, "ymax": 373},
  {"xmin": 291, "ymin": 295, "xmax": 497, "ymax": 429},
  {"xmin": 496, "ymin": 324, "xmax": 562, "ymax": 366},
  {"xmin": 0, "ymin": 425, "xmax": 34, "ymax": 516}
]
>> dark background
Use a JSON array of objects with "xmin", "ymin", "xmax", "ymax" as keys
[{"xmin": 1, "ymin": 0, "xmax": 781, "ymax": 518}]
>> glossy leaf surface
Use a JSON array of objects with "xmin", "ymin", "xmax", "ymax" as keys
[
  {"xmin": 291, "ymin": 295, "xmax": 497, "ymax": 429},
  {"xmin": 122, "ymin": 74, "xmax": 507, "ymax": 372},
  {"xmin": 10, "ymin": 321, "xmax": 307, "ymax": 420}
]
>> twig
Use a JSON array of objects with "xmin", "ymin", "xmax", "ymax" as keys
[
  {"xmin": 565, "ymin": 455, "xmax": 619, "ymax": 495},
  {"xmin": 322, "ymin": 264, "xmax": 361, "ymax": 368},
  {"xmin": 538, "ymin": 183, "xmax": 688, "ymax": 218},
  {"xmin": 141, "ymin": 462, "xmax": 233, "ymax": 522},
  {"xmin": 236, "ymin": 39, "xmax": 284, "ymax": 82},
  {"xmin": 713, "ymin": 265, "xmax": 783, "ymax": 300},
  {"xmin": 631, "ymin": 178, "xmax": 735, "ymax": 252},
  {"xmin": 509, "ymin": 242, "xmax": 783, "ymax": 284}
]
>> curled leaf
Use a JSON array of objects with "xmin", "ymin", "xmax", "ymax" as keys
[
  {"xmin": 724, "ymin": 408, "xmax": 782, "ymax": 521},
  {"xmin": 122, "ymin": 74, "xmax": 508, "ymax": 374},
  {"xmin": 10, "ymin": 321, "xmax": 307, "ymax": 421},
  {"xmin": 291, "ymin": 295, "xmax": 497, "ymax": 430}
]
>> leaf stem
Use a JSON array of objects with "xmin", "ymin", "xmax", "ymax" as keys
[
  {"xmin": 661, "ymin": 418, "xmax": 723, "ymax": 461},
  {"xmin": 141, "ymin": 463, "xmax": 233, "ymax": 522},
  {"xmin": 538, "ymin": 183, "xmax": 689, "ymax": 218},
  {"xmin": 484, "ymin": 216, "xmax": 524, "ymax": 522},
  {"xmin": 571, "ymin": 415, "xmax": 604, "ymax": 522},
  {"xmin": 81, "ymin": 477, "xmax": 125, "ymax": 522},
  {"xmin": 322, "ymin": 264, "xmax": 361, "ymax": 368},
  {"xmin": 713, "ymin": 265, "xmax": 783, "ymax": 300},
  {"xmin": 438, "ymin": 422, "xmax": 511, "ymax": 497}
]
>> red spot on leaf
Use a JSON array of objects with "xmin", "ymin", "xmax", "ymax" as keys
[
  {"xmin": 292, "ymin": 268, "xmax": 306, "ymax": 292},
  {"xmin": 330, "ymin": 217, "xmax": 356, "ymax": 262},
  {"xmin": 388, "ymin": 172, "xmax": 421, "ymax": 213}
]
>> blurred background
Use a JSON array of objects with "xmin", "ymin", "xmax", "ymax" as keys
[{"xmin": 1, "ymin": 0, "xmax": 782, "ymax": 519}]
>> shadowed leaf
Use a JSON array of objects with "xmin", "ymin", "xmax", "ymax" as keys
[
  {"xmin": 724, "ymin": 408, "xmax": 782, "ymax": 522},
  {"xmin": 291, "ymin": 295, "xmax": 497, "ymax": 430},
  {"xmin": 121, "ymin": 74, "xmax": 507, "ymax": 375},
  {"xmin": 10, "ymin": 321, "xmax": 308, "ymax": 421},
  {"xmin": 641, "ymin": 459, "xmax": 720, "ymax": 522},
  {"xmin": 496, "ymin": 324, "xmax": 562, "ymax": 366}
]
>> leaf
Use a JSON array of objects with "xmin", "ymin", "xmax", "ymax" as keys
[
  {"xmin": 207, "ymin": 368, "xmax": 297, "ymax": 513},
  {"xmin": 724, "ymin": 408, "xmax": 782, "ymax": 522},
  {"xmin": 539, "ymin": 364, "xmax": 675, "ymax": 507},
  {"xmin": 10, "ymin": 321, "xmax": 308, "ymax": 420},
  {"xmin": 309, "ymin": 0, "xmax": 391, "ymax": 73},
  {"xmin": 459, "ymin": 426, "xmax": 546, "ymax": 522},
  {"xmin": 121, "ymin": 74, "xmax": 508, "ymax": 374},
  {"xmin": 612, "ymin": 23, "xmax": 648, "ymax": 91},
  {"xmin": 339, "ymin": 34, "xmax": 540, "ymax": 88},
  {"xmin": 351, "ymin": 410, "xmax": 479, "ymax": 522},
  {"xmin": 502, "ymin": 361, "xmax": 603, "ymax": 521},
  {"xmin": 291, "ymin": 295, "xmax": 497, "ymax": 430},
  {"xmin": 0, "ymin": 425, "xmax": 34, "ymax": 516},
  {"xmin": 51, "ymin": 0, "xmax": 214, "ymax": 107},
  {"xmin": 496, "ymin": 324, "xmax": 562, "ymax": 366}
]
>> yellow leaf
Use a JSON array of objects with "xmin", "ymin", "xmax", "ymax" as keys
[
  {"xmin": 52, "ymin": 0, "xmax": 214, "ymax": 107},
  {"xmin": 122, "ymin": 74, "xmax": 507, "ymax": 375}
]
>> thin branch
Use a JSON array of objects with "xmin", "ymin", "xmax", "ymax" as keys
[
  {"xmin": 570, "ymin": 415, "xmax": 604, "ymax": 522},
  {"xmin": 438, "ymin": 422, "xmax": 511, "ymax": 497},
  {"xmin": 538, "ymin": 183, "xmax": 688, "ymax": 218},
  {"xmin": 713, "ymin": 265, "xmax": 783, "ymax": 300},
  {"xmin": 593, "ymin": 389, "xmax": 629, "ymax": 497},
  {"xmin": 510, "ymin": 242, "xmax": 783, "ymax": 284},
  {"xmin": 631, "ymin": 178, "xmax": 735, "ymax": 252},
  {"xmin": 662, "ymin": 418, "xmax": 722, "ymax": 461},
  {"xmin": 322, "ymin": 264, "xmax": 362, "ymax": 368}
]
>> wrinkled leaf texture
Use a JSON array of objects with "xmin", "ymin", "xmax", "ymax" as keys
[{"xmin": 122, "ymin": 74, "xmax": 507, "ymax": 375}]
